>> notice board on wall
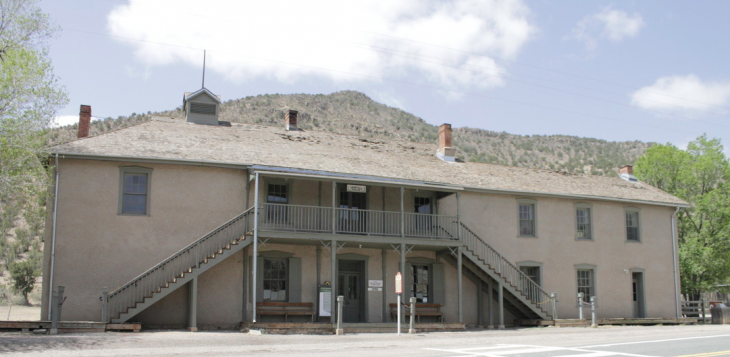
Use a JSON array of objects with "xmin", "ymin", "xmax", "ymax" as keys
[{"xmin": 319, "ymin": 286, "xmax": 332, "ymax": 317}]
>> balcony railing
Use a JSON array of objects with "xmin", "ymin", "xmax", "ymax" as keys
[{"xmin": 258, "ymin": 203, "xmax": 458, "ymax": 240}]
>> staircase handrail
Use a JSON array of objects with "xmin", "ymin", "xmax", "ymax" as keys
[
  {"xmin": 107, "ymin": 207, "xmax": 255, "ymax": 319},
  {"xmin": 460, "ymin": 222, "xmax": 554, "ymax": 317}
]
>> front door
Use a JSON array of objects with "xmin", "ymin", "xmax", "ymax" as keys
[
  {"xmin": 632, "ymin": 272, "xmax": 645, "ymax": 318},
  {"xmin": 339, "ymin": 187, "xmax": 367, "ymax": 233},
  {"xmin": 338, "ymin": 260, "xmax": 364, "ymax": 322}
]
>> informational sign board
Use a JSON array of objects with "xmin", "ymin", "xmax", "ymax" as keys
[
  {"xmin": 368, "ymin": 280, "xmax": 383, "ymax": 292},
  {"xmin": 319, "ymin": 286, "xmax": 332, "ymax": 317},
  {"xmin": 395, "ymin": 272, "xmax": 403, "ymax": 294},
  {"xmin": 347, "ymin": 184, "xmax": 367, "ymax": 193}
]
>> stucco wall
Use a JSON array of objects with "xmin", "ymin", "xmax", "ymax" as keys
[
  {"xmin": 440, "ymin": 191, "xmax": 678, "ymax": 319},
  {"xmin": 43, "ymin": 159, "xmax": 246, "ymax": 322},
  {"xmin": 44, "ymin": 164, "xmax": 679, "ymax": 326}
]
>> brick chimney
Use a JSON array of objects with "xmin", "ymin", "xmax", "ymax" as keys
[
  {"xmin": 436, "ymin": 123, "xmax": 456, "ymax": 162},
  {"xmin": 619, "ymin": 165, "xmax": 638, "ymax": 182},
  {"xmin": 77, "ymin": 105, "xmax": 91, "ymax": 139},
  {"xmin": 285, "ymin": 109, "xmax": 298, "ymax": 131}
]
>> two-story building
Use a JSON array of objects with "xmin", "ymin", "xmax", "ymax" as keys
[{"xmin": 41, "ymin": 88, "xmax": 688, "ymax": 330}]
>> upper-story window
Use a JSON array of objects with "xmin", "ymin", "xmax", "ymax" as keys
[
  {"xmin": 625, "ymin": 208, "xmax": 641, "ymax": 242},
  {"xmin": 267, "ymin": 183, "xmax": 289, "ymax": 223},
  {"xmin": 517, "ymin": 199, "xmax": 537, "ymax": 237},
  {"xmin": 575, "ymin": 203, "xmax": 593, "ymax": 240},
  {"xmin": 118, "ymin": 167, "xmax": 152, "ymax": 216}
]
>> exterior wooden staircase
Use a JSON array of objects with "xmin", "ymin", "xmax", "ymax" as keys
[
  {"xmin": 444, "ymin": 222, "xmax": 556, "ymax": 321},
  {"xmin": 105, "ymin": 208, "xmax": 255, "ymax": 324}
]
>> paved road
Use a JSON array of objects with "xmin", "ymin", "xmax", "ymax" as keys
[{"xmin": 0, "ymin": 325, "xmax": 729, "ymax": 356}]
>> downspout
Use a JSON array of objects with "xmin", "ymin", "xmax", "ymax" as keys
[
  {"xmin": 671, "ymin": 206, "xmax": 681, "ymax": 318},
  {"xmin": 252, "ymin": 172, "xmax": 260, "ymax": 322},
  {"xmin": 47, "ymin": 153, "xmax": 60, "ymax": 320}
]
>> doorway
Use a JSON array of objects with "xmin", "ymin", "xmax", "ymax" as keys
[
  {"xmin": 338, "ymin": 260, "xmax": 365, "ymax": 322},
  {"xmin": 632, "ymin": 272, "xmax": 645, "ymax": 318},
  {"xmin": 339, "ymin": 186, "xmax": 367, "ymax": 233}
]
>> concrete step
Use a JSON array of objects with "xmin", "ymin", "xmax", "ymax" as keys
[{"xmin": 554, "ymin": 319, "xmax": 590, "ymax": 327}]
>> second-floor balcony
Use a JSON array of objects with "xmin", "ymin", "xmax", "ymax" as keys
[{"xmin": 257, "ymin": 203, "xmax": 459, "ymax": 241}]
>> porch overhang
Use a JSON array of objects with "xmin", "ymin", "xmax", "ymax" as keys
[{"xmin": 256, "ymin": 230, "xmax": 462, "ymax": 250}]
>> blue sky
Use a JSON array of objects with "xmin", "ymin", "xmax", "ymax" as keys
[{"xmin": 42, "ymin": 0, "xmax": 730, "ymax": 150}]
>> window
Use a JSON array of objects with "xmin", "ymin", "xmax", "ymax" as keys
[
  {"xmin": 520, "ymin": 266, "xmax": 541, "ymax": 286},
  {"xmin": 518, "ymin": 263, "xmax": 542, "ymax": 303},
  {"xmin": 626, "ymin": 209, "xmax": 640, "ymax": 242},
  {"xmin": 118, "ymin": 167, "xmax": 152, "ymax": 215},
  {"xmin": 517, "ymin": 199, "xmax": 537, "ymax": 237},
  {"xmin": 263, "ymin": 258, "xmax": 288, "ymax": 301},
  {"xmin": 414, "ymin": 196, "xmax": 433, "ymax": 234},
  {"xmin": 266, "ymin": 183, "xmax": 288, "ymax": 223},
  {"xmin": 411, "ymin": 264, "xmax": 430, "ymax": 303},
  {"xmin": 577, "ymin": 269, "xmax": 595, "ymax": 300},
  {"xmin": 575, "ymin": 204, "xmax": 593, "ymax": 240}
]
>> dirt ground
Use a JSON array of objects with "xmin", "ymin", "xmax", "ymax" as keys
[{"xmin": 0, "ymin": 305, "xmax": 41, "ymax": 321}]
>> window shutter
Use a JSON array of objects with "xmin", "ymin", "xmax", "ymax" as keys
[
  {"xmin": 288, "ymin": 257, "xmax": 302, "ymax": 302},
  {"xmin": 432, "ymin": 263, "xmax": 445, "ymax": 304},
  {"xmin": 256, "ymin": 258, "xmax": 264, "ymax": 302},
  {"xmin": 404, "ymin": 263, "xmax": 413, "ymax": 298}
]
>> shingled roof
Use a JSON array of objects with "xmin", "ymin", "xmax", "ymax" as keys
[{"xmin": 51, "ymin": 117, "xmax": 688, "ymax": 207}]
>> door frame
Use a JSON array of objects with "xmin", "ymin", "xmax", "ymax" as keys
[
  {"xmin": 336, "ymin": 253, "xmax": 369, "ymax": 322},
  {"xmin": 631, "ymin": 268, "xmax": 646, "ymax": 318}
]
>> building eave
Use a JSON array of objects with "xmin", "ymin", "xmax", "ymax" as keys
[{"xmin": 53, "ymin": 152, "xmax": 690, "ymax": 209}]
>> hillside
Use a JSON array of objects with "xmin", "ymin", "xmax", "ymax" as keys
[{"xmin": 49, "ymin": 90, "xmax": 652, "ymax": 176}]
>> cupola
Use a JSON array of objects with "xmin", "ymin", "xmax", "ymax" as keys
[{"xmin": 183, "ymin": 88, "xmax": 221, "ymax": 125}]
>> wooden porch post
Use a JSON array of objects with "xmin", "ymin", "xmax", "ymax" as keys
[
  {"xmin": 400, "ymin": 187, "xmax": 405, "ymax": 238},
  {"xmin": 488, "ymin": 281, "xmax": 494, "ymax": 329},
  {"xmin": 477, "ymin": 280, "xmax": 484, "ymax": 327},
  {"xmin": 316, "ymin": 245, "xmax": 321, "ymax": 321},
  {"xmin": 382, "ymin": 248, "xmax": 387, "ymax": 322},
  {"xmin": 400, "ymin": 243, "xmax": 406, "ymax": 323},
  {"xmin": 252, "ymin": 172, "xmax": 260, "ymax": 323},
  {"xmin": 498, "ymin": 282, "xmax": 505, "ymax": 329},
  {"xmin": 188, "ymin": 277, "xmax": 198, "ymax": 332},
  {"xmin": 458, "ymin": 245, "xmax": 463, "ymax": 323},
  {"xmin": 331, "ymin": 239, "xmax": 337, "ymax": 324},
  {"xmin": 332, "ymin": 182, "xmax": 336, "ymax": 234}
]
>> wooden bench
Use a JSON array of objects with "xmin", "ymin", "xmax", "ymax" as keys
[
  {"xmin": 256, "ymin": 302, "xmax": 315, "ymax": 322},
  {"xmin": 390, "ymin": 303, "xmax": 443, "ymax": 322}
]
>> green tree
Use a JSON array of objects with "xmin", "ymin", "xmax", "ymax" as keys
[
  {"xmin": 9, "ymin": 260, "xmax": 38, "ymax": 305},
  {"xmin": 635, "ymin": 135, "xmax": 730, "ymax": 299},
  {"xmin": 0, "ymin": 0, "xmax": 67, "ymax": 274}
]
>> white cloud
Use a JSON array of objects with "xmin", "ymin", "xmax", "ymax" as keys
[
  {"xmin": 107, "ymin": 0, "xmax": 534, "ymax": 93},
  {"xmin": 373, "ymin": 90, "xmax": 406, "ymax": 111},
  {"xmin": 52, "ymin": 115, "xmax": 101, "ymax": 128},
  {"xmin": 570, "ymin": 7, "xmax": 644, "ymax": 50},
  {"xmin": 631, "ymin": 75, "xmax": 730, "ymax": 117}
]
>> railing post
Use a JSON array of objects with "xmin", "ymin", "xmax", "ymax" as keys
[
  {"xmin": 577, "ymin": 292, "xmax": 584, "ymax": 320},
  {"xmin": 101, "ymin": 287, "xmax": 109, "ymax": 323},
  {"xmin": 701, "ymin": 300, "xmax": 706, "ymax": 324},
  {"xmin": 409, "ymin": 296, "xmax": 416, "ymax": 334},
  {"xmin": 551, "ymin": 293, "xmax": 558, "ymax": 320},
  {"xmin": 336, "ymin": 295, "xmax": 344, "ymax": 335},
  {"xmin": 590, "ymin": 296, "xmax": 597, "ymax": 327}
]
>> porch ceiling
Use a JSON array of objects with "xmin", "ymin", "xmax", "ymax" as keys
[{"xmin": 256, "ymin": 230, "xmax": 460, "ymax": 250}]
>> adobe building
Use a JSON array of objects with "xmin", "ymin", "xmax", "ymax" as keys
[{"xmin": 41, "ymin": 89, "xmax": 688, "ymax": 330}]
